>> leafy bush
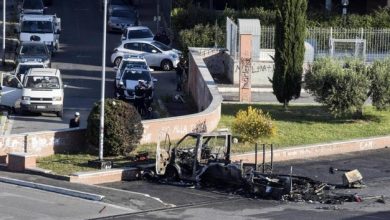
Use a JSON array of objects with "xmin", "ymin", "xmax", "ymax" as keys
[
  {"xmin": 171, "ymin": 6, "xmax": 220, "ymax": 34},
  {"xmin": 86, "ymin": 99, "xmax": 143, "ymax": 156},
  {"xmin": 224, "ymin": 7, "xmax": 276, "ymax": 25},
  {"xmin": 178, "ymin": 23, "xmax": 225, "ymax": 52},
  {"xmin": 304, "ymin": 58, "xmax": 370, "ymax": 117},
  {"xmin": 369, "ymin": 58, "xmax": 390, "ymax": 110},
  {"xmin": 232, "ymin": 106, "xmax": 276, "ymax": 143},
  {"xmin": 307, "ymin": 8, "xmax": 390, "ymax": 28}
]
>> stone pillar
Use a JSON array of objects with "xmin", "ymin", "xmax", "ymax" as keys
[{"xmin": 239, "ymin": 34, "xmax": 252, "ymax": 102}]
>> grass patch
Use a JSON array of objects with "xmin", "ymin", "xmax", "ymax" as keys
[
  {"xmin": 37, "ymin": 154, "xmax": 141, "ymax": 176},
  {"xmin": 37, "ymin": 154, "xmax": 98, "ymax": 175},
  {"xmin": 220, "ymin": 103, "xmax": 390, "ymax": 153}
]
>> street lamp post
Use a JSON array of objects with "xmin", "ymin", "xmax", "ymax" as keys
[
  {"xmin": 154, "ymin": 0, "xmax": 161, "ymax": 32},
  {"xmin": 99, "ymin": 0, "xmax": 108, "ymax": 162},
  {"xmin": 2, "ymin": 0, "xmax": 6, "ymax": 65},
  {"xmin": 88, "ymin": 0, "xmax": 112, "ymax": 169}
]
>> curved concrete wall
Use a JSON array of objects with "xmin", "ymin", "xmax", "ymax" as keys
[{"xmin": 140, "ymin": 47, "xmax": 223, "ymax": 144}]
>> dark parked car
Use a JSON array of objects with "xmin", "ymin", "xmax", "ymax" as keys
[
  {"xmin": 107, "ymin": 8, "xmax": 138, "ymax": 32},
  {"xmin": 16, "ymin": 41, "xmax": 51, "ymax": 67},
  {"xmin": 21, "ymin": 0, "xmax": 45, "ymax": 14}
]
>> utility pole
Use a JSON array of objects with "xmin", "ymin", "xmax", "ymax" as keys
[
  {"xmin": 99, "ymin": 0, "xmax": 107, "ymax": 162},
  {"xmin": 2, "ymin": 0, "xmax": 6, "ymax": 65},
  {"xmin": 155, "ymin": 0, "xmax": 160, "ymax": 32}
]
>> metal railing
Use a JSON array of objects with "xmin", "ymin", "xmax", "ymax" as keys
[{"xmin": 225, "ymin": 21, "xmax": 390, "ymax": 63}]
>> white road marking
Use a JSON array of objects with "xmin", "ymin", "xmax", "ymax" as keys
[{"xmin": 92, "ymin": 185, "xmax": 176, "ymax": 208}]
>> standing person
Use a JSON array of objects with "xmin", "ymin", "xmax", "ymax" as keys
[
  {"xmin": 153, "ymin": 30, "xmax": 170, "ymax": 46},
  {"xmin": 144, "ymin": 82, "xmax": 154, "ymax": 118},
  {"xmin": 159, "ymin": 30, "xmax": 171, "ymax": 46},
  {"xmin": 69, "ymin": 112, "xmax": 80, "ymax": 128},
  {"xmin": 153, "ymin": 32, "xmax": 162, "ymax": 43},
  {"xmin": 134, "ymin": 80, "xmax": 146, "ymax": 115},
  {"xmin": 175, "ymin": 57, "xmax": 185, "ymax": 91}
]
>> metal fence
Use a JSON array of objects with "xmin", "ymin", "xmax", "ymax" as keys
[{"xmin": 226, "ymin": 21, "xmax": 390, "ymax": 63}]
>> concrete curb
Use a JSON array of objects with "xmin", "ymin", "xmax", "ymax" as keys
[
  {"xmin": 231, "ymin": 135, "xmax": 390, "ymax": 163},
  {"xmin": 0, "ymin": 176, "xmax": 105, "ymax": 201},
  {"xmin": 0, "ymin": 114, "xmax": 8, "ymax": 135},
  {"xmin": 218, "ymin": 87, "xmax": 307, "ymax": 93}
]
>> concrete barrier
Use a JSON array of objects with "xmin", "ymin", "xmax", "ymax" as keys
[
  {"xmin": 0, "ymin": 128, "xmax": 85, "ymax": 159},
  {"xmin": 69, "ymin": 168, "xmax": 139, "ymax": 185},
  {"xmin": 231, "ymin": 135, "xmax": 390, "ymax": 163}
]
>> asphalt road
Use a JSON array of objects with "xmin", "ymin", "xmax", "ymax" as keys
[
  {"xmin": 96, "ymin": 148, "xmax": 390, "ymax": 220},
  {"xmin": 0, "ymin": 182, "xmax": 132, "ymax": 219}
]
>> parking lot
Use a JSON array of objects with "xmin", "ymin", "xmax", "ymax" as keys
[{"xmin": 1, "ymin": 0, "xmax": 195, "ymax": 135}]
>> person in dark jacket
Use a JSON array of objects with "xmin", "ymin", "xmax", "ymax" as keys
[
  {"xmin": 153, "ymin": 30, "xmax": 170, "ymax": 46},
  {"xmin": 175, "ymin": 57, "xmax": 186, "ymax": 91},
  {"xmin": 144, "ymin": 82, "xmax": 153, "ymax": 118},
  {"xmin": 134, "ymin": 80, "xmax": 146, "ymax": 115},
  {"xmin": 69, "ymin": 112, "xmax": 80, "ymax": 128}
]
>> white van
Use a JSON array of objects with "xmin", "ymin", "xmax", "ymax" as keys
[
  {"xmin": 0, "ymin": 68, "xmax": 65, "ymax": 117},
  {"xmin": 21, "ymin": 68, "xmax": 65, "ymax": 117}
]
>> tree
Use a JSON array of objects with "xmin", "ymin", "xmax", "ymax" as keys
[
  {"xmin": 369, "ymin": 58, "xmax": 390, "ymax": 110},
  {"xmin": 86, "ymin": 99, "xmax": 143, "ymax": 156},
  {"xmin": 271, "ymin": 0, "xmax": 307, "ymax": 109},
  {"xmin": 304, "ymin": 58, "xmax": 370, "ymax": 118},
  {"xmin": 232, "ymin": 106, "xmax": 276, "ymax": 144}
]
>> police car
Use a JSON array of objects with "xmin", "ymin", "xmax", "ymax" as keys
[
  {"xmin": 115, "ymin": 66, "xmax": 157, "ymax": 101},
  {"xmin": 114, "ymin": 54, "xmax": 152, "ymax": 89},
  {"xmin": 15, "ymin": 59, "xmax": 46, "ymax": 78},
  {"xmin": 15, "ymin": 41, "xmax": 51, "ymax": 68}
]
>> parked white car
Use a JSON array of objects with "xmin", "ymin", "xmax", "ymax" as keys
[
  {"xmin": 121, "ymin": 26, "xmax": 154, "ymax": 42},
  {"xmin": 111, "ymin": 40, "xmax": 181, "ymax": 71}
]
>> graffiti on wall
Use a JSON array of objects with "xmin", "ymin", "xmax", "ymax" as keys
[
  {"xmin": 234, "ymin": 62, "xmax": 274, "ymax": 75},
  {"xmin": 192, "ymin": 120, "xmax": 207, "ymax": 133},
  {"xmin": 239, "ymin": 57, "xmax": 251, "ymax": 89}
]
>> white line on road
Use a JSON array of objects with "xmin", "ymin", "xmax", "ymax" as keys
[
  {"xmin": 65, "ymin": 85, "xmax": 91, "ymax": 90},
  {"xmin": 92, "ymin": 185, "xmax": 176, "ymax": 208}
]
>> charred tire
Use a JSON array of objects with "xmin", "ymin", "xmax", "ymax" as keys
[
  {"xmin": 114, "ymin": 57, "xmax": 122, "ymax": 67},
  {"xmin": 164, "ymin": 165, "xmax": 179, "ymax": 182},
  {"xmin": 160, "ymin": 59, "xmax": 172, "ymax": 71}
]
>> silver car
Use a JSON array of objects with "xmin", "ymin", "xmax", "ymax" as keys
[
  {"xmin": 111, "ymin": 40, "xmax": 181, "ymax": 71},
  {"xmin": 107, "ymin": 8, "xmax": 138, "ymax": 33}
]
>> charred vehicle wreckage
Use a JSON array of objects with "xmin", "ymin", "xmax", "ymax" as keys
[{"xmin": 131, "ymin": 130, "xmax": 379, "ymax": 204}]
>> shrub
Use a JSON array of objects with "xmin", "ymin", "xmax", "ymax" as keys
[
  {"xmin": 178, "ymin": 23, "xmax": 225, "ymax": 52},
  {"xmin": 86, "ymin": 99, "xmax": 143, "ymax": 156},
  {"xmin": 232, "ymin": 106, "xmax": 276, "ymax": 143},
  {"xmin": 171, "ymin": 6, "xmax": 219, "ymax": 34},
  {"xmin": 369, "ymin": 58, "xmax": 390, "ymax": 110},
  {"xmin": 304, "ymin": 58, "xmax": 370, "ymax": 118}
]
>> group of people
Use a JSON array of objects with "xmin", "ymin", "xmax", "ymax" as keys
[{"xmin": 134, "ymin": 80, "xmax": 154, "ymax": 118}]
